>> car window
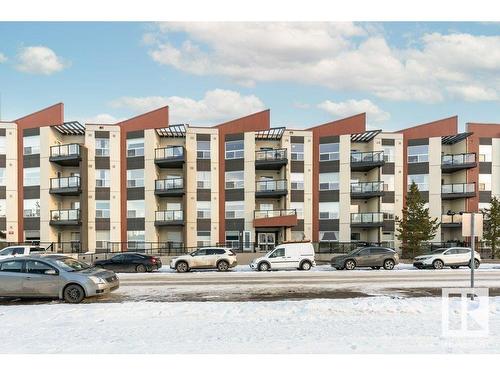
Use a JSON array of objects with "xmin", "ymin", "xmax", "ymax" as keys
[
  {"xmin": 0, "ymin": 248, "xmax": 13, "ymax": 256},
  {"xmin": 112, "ymin": 255, "xmax": 125, "ymax": 262},
  {"xmin": 444, "ymin": 249, "xmax": 457, "ymax": 255},
  {"xmin": 269, "ymin": 248, "xmax": 285, "ymax": 258},
  {"xmin": 215, "ymin": 249, "xmax": 226, "ymax": 255},
  {"xmin": 370, "ymin": 248, "xmax": 386, "ymax": 254},
  {"xmin": 25, "ymin": 260, "xmax": 56, "ymax": 275},
  {"xmin": 193, "ymin": 249, "xmax": 207, "ymax": 256},
  {"xmin": 12, "ymin": 247, "xmax": 26, "ymax": 255},
  {"xmin": 0, "ymin": 260, "xmax": 24, "ymax": 272},
  {"xmin": 358, "ymin": 248, "xmax": 370, "ymax": 256},
  {"xmin": 458, "ymin": 248, "xmax": 471, "ymax": 254}
]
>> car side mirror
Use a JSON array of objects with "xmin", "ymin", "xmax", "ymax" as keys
[{"xmin": 44, "ymin": 269, "xmax": 58, "ymax": 276}]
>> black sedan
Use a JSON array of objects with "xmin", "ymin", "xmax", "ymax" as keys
[{"xmin": 94, "ymin": 253, "xmax": 162, "ymax": 273}]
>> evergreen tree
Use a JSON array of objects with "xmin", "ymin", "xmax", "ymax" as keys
[
  {"xmin": 396, "ymin": 182, "xmax": 440, "ymax": 258},
  {"xmin": 482, "ymin": 196, "xmax": 500, "ymax": 259}
]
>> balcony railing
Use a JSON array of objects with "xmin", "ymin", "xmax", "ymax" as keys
[
  {"xmin": 50, "ymin": 209, "xmax": 81, "ymax": 223},
  {"xmin": 255, "ymin": 179, "xmax": 287, "ymax": 193},
  {"xmin": 441, "ymin": 214, "xmax": 463, "ymax": 226},
  {"xmin": 441, "ymin": 183, "xmax": 475, "ymax": 195},
  {"xmin": 351, "ymin": 212, "xmax": 384, "ymax": 225},
  {"xmin": 155, "ymin": 210, "xmax": 184, "ymax": 222},
  {"xmin": 254, "ymin": 209, "xmax": 297, "ymax": 219},
  {"xmin": 155, "ymin": 146, "xmax": 184, "ymax": 160},
  {"xmin": 50, "ymin": 176, "xmax": 81, "ymax": 190},
  {"xmin": 442, "ymin": 152, "xmax": 476, "ymax": 166},
  {"xmin": 351, "ymin": 150, "xmax": 384, "ymax": 163},
  {"xmin": 155, "ymin": 178, "xmax": 184, "ymax": 191},
  {"xmin": 256, "ymin": 148, "xmax": 287, "ymax": 161},
  {"xmin": 50, "ymin": 144, "xmax": 81, "ymax": 158},
  {"xmin": 350, "ymin": 181, "xmax": 384, "ymax": 194}
]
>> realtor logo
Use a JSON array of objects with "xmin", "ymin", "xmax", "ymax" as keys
[{"xmin": 442, "ymin": 288, "xmax": 489, "ymax": 337}]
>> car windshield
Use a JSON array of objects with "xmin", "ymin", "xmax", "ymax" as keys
[{"xmin": 53, "ymin": 258, "xmax": 93, "ymax": 272}]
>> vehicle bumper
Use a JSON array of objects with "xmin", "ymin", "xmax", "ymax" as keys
[
  {"xmin": 250, "ymin": 262, "xmax": 257, "ymax": 270},
  {"xmin": 93, "ymin": 280, "xmax": 120, "ymax": 296},
  {"xmin": 229, "ymin": 260, "xmax": 238, "ymax": 268},
  {"xmin": 413, "ymin": 261, "xmax": 431, "ymax": 268}
]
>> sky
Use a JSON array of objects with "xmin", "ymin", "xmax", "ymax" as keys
[{"xmin": 0, "ymin": 22, "xmax": 500, "ymax": 131}]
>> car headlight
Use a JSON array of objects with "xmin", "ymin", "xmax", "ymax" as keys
[{"xmin": 89, "ymin": 276, "xmax": 106, "ymax": 284}]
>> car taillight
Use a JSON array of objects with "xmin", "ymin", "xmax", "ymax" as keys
[{"xmin": 151, "ymin": 259, "xmax": 157, "ymax": 263}]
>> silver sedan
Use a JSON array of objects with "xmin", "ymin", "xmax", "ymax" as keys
[{"xmin": 0, "ymin": 255, "xmax": 119, "ymax": 303}]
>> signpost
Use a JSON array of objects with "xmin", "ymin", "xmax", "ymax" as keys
[{"xmin": 462, "ymin": 213, "xmax": 483, "ymax": 298}]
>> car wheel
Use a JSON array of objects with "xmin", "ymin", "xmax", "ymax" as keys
[
  {"xmin": 176, "ymin": 261, "xmax": 189, "ymax": 273},
  {"xmin": 300, "ymin": 261, "xmax": 312, "ymax": 271},
  {"xmin": 371, "ymin": 266, "xmax": 381, "ymax": 270},
  {"xmin": 258, "ymin": 262, "xmax": 270, "ymax": 271},
  {"xmin": 432, "ymin": 259, "xmax": 444, "ymax": 269},
  {"xmin": 63, "ymin": 284, "xmax": 85, "ymax": 304},
  {"xmin": 383, "ymin": 259, "xmax": 395, "ymax": 270},
  {"xmin": 344, "ymin": 260, "xmax": 356, "ymax": 270},
  {"xmin": 217, "ymin": 260, "xmax": 229, "ymax": 272},
  {"xmin": 136, "ymin": 264, "xmax": 147, "ymax": 273},
  {"xmin": 469, "ymin": 259, "xmax": 480, "ymax": 269}
]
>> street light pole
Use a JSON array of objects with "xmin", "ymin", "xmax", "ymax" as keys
[{"xmin": 471, "ymin": 212, "xmax": 475, "ymax": 290}]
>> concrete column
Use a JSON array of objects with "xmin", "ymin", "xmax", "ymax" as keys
[
  {"xmin": 303, "ymin": 133, "xmax": 314, "ymax": 241},
  {"xmin": 185, "ymin": 131, "xmax": 197, "ymax": 248},
  {"xmin": 339, "ymin": 134, "xmax": 351, "ymax": 242},
  {"xmin": 428, "ymin": 137, "xmax": 442, "ymax": 242},
  {"xmin": 4, "ymin": 124, "xmax": 18, "ymax": 242},
  {"xmin": 144, "ymin": 129, "xmax": 157, "ymax": 244},
  {"xmin": 210, "ymin": 133, "xmax": 219, "ymax": 246},
  {"xmin": 244, "ymin": 132, "xmax": 256, "ymax": 242},
  {"xmin": 492, "ymin": 138, "xmax": 500, "ymax": 199}
]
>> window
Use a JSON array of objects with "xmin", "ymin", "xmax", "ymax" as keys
[
  {"xmin": 225, "ymin": 140, "xmax": 244, "ymax": 159},
  {"xmin": 319, "ymin": 172, "xmax": 339, "ymax": 190},
  {"xmin": 225, "ymin": 201, "xmax": 244, "ymax": 219},
  {"xmin": 127, "ymin": 138, "xmax": 144, "ymax": 157},
  {"xmin": 96, "ymin": 200, "xmax": 110, "ymax": 218},
  {"xmin": 319, "ymin": 143, "xmax": 339, "ymax": 161},
  {"xmin": 291, "ymin": 143, "xmax": 304, "ymax": 160},
  {"xmin": 0, "ymin": 168, "xmax": 5, "ymax": 186},
  {"xmin": 382, "ymin": 145, "xmax": 395, "ymax": 162},
  {"xmin": 197, "ymin": 201, "xmax": 211, "ymax": 219},
  {"xmin": 269, "ymin": 248, "xmax": 285, "ymax": 258},
  {"xmin": 479, "ymin": 145, "xmax": 492, "ymax": 162},
  {"xmin": 382, "ymin": 174, "xmax": 394, "ymax": 191},
  {"xmin": 319, "ymin": 231, "xmax": 339, "ymax": 242},
  {"xmin": 96, "ymin": 230, "xmax": 110, "ymax": 251},
  {"xmin": 23, "ymin": 167, "xmax": 40, "ymax": 186},
  {"xmin": 197, "ymin": 171, "xmax": 211, "ymax": 189},
  {"xmin": 96, "ymin": 169, "xmax": 110, "ymax": 187},
  {"xmin": 291, "ymin": 173, "xmax": 304, "ymax": 190},
  {"xmin": 25, "ymin": 260, "xmax": 55, "ymax": 275},
  {"xmin": 197, "ymin": 141, "xmax": 211, "ymax": 159},
  {"xmin": 0, "ymin": 199, "xmax": 5, "ymax": 217},
  {"xmin": 95, "ymin": 138, "xmax": 110, "ymax": 157},
  {"xmin": 407, "ymin": 145, "xmax": 428, "ymax": 163},
  {"xmin": 479, "ymin": 174, "xmax": 491, "ymax": 191},
  {"xmin": 225, "ymin": 231, "xmax": 240, "ymax": 247},
  {"xmin": 127, "ymin": 169, "xmax": 144, "ymax": 188},
  {"xmin": 127, "ymin": 231, "xmax": 145, "ymax": 249},
  {"xmin": 479, "ymin": 202, "xmax": 491, "ymax": 211},
  {"xmin": 24, "ymin": 199, "xmax": 40, "ymax": 217},
  {"xmin": 290, "ymin": 202, "xmax": 304, "ymax": 219},
  {"xmin": 0, "ymin": 136, "xmax": 5, "ymax": 154},
  {"xmin": 0, "ymin": 260, "xmax": 24, "ymax": 272},
  {"xmin": 408, "ymin": 174, "xmax": 428, "ymax": 191},
  {"xmin": 225, "ymin": 171, "xmax": 244, "ymax": 189},
  {"xmin": 319, "ymin": 202, "xmax": 339, "ymax": 220},
  {"xmin": 197, "ymin": 231, "xmax": 211, "ymax": 247},
  {"xmin": 381, "ymin": 203, "xmax": 395, "ymax": 220},
  {"xmin": 23, "ymin": 135, "xmax": 40, "ymax": 155},
  {"xmin": 127, "ymin": 200, "xmax": 145, "ymax": 218}
]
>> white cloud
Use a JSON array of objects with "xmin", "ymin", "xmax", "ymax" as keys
[
  {"xmin": 16, "ymin": 46, "xmax": 67, "ymax": 75},
  {"xmin": 317, "ymin": 99, "xmax": 390, "ymax": 122},
  {"xmin": 146, "ymin": 23, "xmax": 500, "ymax": 103},
  {"xmin": 85, "ymin": 113, "xmax": 123, "ymax": 124},
  {"xmin": 0, "ymin": 53, "xmax": 7, "ymax": 63},
  {"xmin": 110, "ymin": 89, "xmax": 265, "ymax": 124}
]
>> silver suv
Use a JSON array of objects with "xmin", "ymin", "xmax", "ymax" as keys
[
  {"xmin": 170, "ymin": 247, "xmax": 237, "ymax": 272},
  {"xmin": 0, "ymin": 255, "xmax": 119, "ymax": 303},
  {"xmin": 413, "ymin": 247, "xmax": 481, "ymax": 269}
]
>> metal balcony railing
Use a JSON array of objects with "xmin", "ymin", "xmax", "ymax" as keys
[
  {"xmin": 155, "ymin": 210, "xmax": 184, "ymax": 222},
  {"xmin": 50, "ymin": 144, "xmax": 81, "ymax": 158},
  {"xmin": 154, "ymin": 146, "xmax": 184, "ymax": 160},
  {"xmin": 254, "ymin": 209, "xmax": 297, "ymax": 219},
  {"xmin": 351, "ymin": 212, "xmax": 384, "ymax": 224},
  {"xmin": 441, "ymin": 183, "xmax": 475, "ymax": 194},
  {"xmin": 350, "ymin": 150, "xmax": 384, "ymax": 163},
  {"xmin": 255, "ymin": 179, "xmax": 287, "ymax": 192},
  {"xmin": 441, "ymin": 214, "xmax": 463, "ymax": 224},
  {"xmin": 350, "ymin": 181, "xmax": 384, "ymax": 194},
  {"xmin": 255, "ymin": 148, "xmax": 287, "ymax": 162},
  {"xmin": 50, "ymin": 176, "xmax": 81, "ymax": 190},
  {"xmin": 50, "ymin": 209, "xmax": 80, "ymax": 222},
  {"xmin": 442, "ymin": 152, "xmax": 476, "ymax": 166},
  {"xmin": 155, "ymin": 178, "xmax": 184, "ymax": 191}
]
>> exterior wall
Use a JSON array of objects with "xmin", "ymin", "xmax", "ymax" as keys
[{"xmin": 2, "ymin": 123, "xmax": 18, "ymax": 242}]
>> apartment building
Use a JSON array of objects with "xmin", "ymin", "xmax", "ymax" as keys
[{"xmin": 0, "ymin": 103, "xmax": 498, "ymax": 253}]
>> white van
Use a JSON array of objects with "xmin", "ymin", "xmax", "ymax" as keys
[{"xmin": 250, "ymin": 242, "xmax": 316, "ymax": 271}]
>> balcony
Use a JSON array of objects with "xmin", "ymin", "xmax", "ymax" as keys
[
  {"xmin": 350, "ymin": 151, "xmax": 385, "ymax": 171},
  {"xmin": 255, "ymin": 179, "xmax": 288, "ymax": 198},
  {"xmin": 154, "ymin": 146, "xmax": 185, "ymax": 168},
  {"xmin": 50, "ymin": 209, "xmax": 81, "ymax": 226},
  {"xmin": 351, "ymin": 212, "xmax": 384, "ymax": 228},
  {"xmin": 49, "ymin": 176, "xmax": 82, "ymax": 196},
  {"xmin": 49, "ymin": 144, "xmax": 82, "ymax": 166},
  {"xmin": 441, "ymin": 214, "xmax": 463, "ymax": 228},
  {"xmin": 351, "ymin": 181, "xmax": 384, "ymax": 199},
  {"xmin": 441, "ymin": 153, "xmax": 476, "ymax": 172},
  {"xmin": 441, "ymin": 183, "xmax": 475, "ymax": 200},
  {"xmin": 255, "ymin": 148, "xmax": 288, "ymax": 170},
  {"xmin": 254, "ymin": 209, "xmax": 298, "ymax": 228},
  {"xmin": 154, "ymin": 178, "xmax": 184, "ymax": 197},
  {"xmin": 154, "ymin": 210, "xmax": 184, "ymax": 226}
]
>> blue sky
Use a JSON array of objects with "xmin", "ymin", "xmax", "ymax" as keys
[{"xmin": 0, "ymin": 22, "xmax": 499, "ymax": 131}]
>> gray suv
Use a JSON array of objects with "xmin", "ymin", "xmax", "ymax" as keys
[
  {"xmin": 0, "ymin": 255, "xmax": 119, "ymax": 303},
  {"xmin": 332, "ymin": 246, "xmax": 399, "ymax": 270}
]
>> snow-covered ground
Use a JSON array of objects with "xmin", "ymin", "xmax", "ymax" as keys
[{"xmin": 1, "ymin": 297, "xmax": 499, "ymax": 354}]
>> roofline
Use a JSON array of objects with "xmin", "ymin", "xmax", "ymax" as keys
[
  {"xmin": 212, "ymin": 109, "xmax": 270, "ymax": 128},
  {"xmin": 306, "ymin": 112, "xmax": 366, "ymax": 130},
  {"xmin": 116, "ymin": 106, "xmax": 169, "ymax": 125},
  {"xmin": 14, "ymin": 102, "xmax": 64, "ymax": 122},
  {"xmin": 395, "ymin": 115, "xmax": 458, "ymax": 133},
  {"xmin": 466, "ymin": 122, "xmax": 500, "ymax": 126}
]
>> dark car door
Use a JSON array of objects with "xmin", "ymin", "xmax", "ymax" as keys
[
  {"xmin": 369, "ymin": 248, "xmax": 389, "ymax": 266},
  {"xmin": 355, "ymin": 248, "xmax": 371, "ymax": 266},
  {"xmin": 103, "ymin": 254, "xmax": 125, "ymax": 272},
  {"xmin": 124, "ymin": 254, "xmax": 143, "ymax": 272}
]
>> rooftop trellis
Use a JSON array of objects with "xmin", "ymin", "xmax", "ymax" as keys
[
  {"xmin": 155, "ymin": 124, "xmax": 187, "ymax": 138},
  {"xmin": 51, "ymin": 121, "xmax": 85, "ymax": 135},
  {"xmin": 350, "ymin": 129, "xmax": 381, "ymax": 143},
  {"xmin": 255, "ymin": 127, "xmax": 285, "ymax": 140},
  {"xmin": 442, "ymin": 132, "xmax": 472, "ymax": 145}
]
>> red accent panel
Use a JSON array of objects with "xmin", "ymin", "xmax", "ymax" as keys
[{"xmin": 254, "ymin": 214, "xmax": 298, "ymax": 228}]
